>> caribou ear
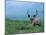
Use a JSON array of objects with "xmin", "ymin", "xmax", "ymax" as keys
[{"xmin": 33, "ymin": 15, "xmax": 36, "ymax": 17}]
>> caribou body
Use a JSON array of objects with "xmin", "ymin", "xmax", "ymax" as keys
[{"xmin": 32, "ymin": 17, "xmax": 41, "ymax": 26}]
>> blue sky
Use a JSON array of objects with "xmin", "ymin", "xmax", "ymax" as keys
[{"xmin": 6, "ymin": 0, "xmax": 44, "ymax": 20}]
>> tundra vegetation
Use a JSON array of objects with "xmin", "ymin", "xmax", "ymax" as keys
[{"xmin": 5, "ymin": 18, "xmax": 44, "ymax": 35}]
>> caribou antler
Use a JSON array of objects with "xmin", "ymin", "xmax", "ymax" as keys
[
  {"xmin": 27, "ymin": 9, "xmax": 30, "ymax": 18},
  {"xmin": 33, "ymin": 10, "xmax": 38, "ymax": 18}
]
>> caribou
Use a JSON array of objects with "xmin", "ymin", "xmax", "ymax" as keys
[{"xmin": 27, "ymin": 10, "xmax": 41, "ymax": 26}]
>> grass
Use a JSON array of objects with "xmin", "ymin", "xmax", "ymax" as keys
[{"xmin": 5, "ymin": 18, "xmax": 44, "ymax": 35}]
